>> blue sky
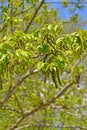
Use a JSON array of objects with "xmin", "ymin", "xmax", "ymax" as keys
[{"xmin": 45, "ymin": 0, "xmax": 87, "ymax": 30}]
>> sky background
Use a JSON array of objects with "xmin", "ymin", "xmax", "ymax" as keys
[{"xmin": 45, "ymin": 0, "xmax": 87, "ymax": 29}]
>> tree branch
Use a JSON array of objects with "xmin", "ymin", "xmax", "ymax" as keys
[
  {"xmin": 24, "ymin": 0, "xmax": 44, "ymax": 33},
  {"xmin": 15, "ymin": 124, "xmax": 87, "ymax": 130},
  {"xmin": 0, "ymin": 25, "xmax": 6, "ymax": 33},
  {"xmin": 9, "ymin": 82, "xmax": 75, "ymax": 130},
  {"xmin": 0, "ymin": 69, "xmax": 38, "ymax": 107}
]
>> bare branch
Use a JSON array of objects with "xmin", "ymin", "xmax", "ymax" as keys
[
  {"xmin": 15, "ymin": 124, "xmax": 87, "ymax": 130},
  {"xmin": 24, "ymin": 0, "xmax": 44, "ymax": 33},
  {"xmin": 0, "ymin": 25, "xmax": 6, "ymax": 33}
]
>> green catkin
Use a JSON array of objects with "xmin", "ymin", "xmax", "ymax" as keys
[
  {"xmin": 0, "ymin": 76, "xmax": 2, "ymax": 89},
  {"xmin": 56, "ymin": 67, "xmax": 62, "ymax": 87},
  {"xmin": 51, "ymin": 68, "xmax": 58, "ymax": 88}
]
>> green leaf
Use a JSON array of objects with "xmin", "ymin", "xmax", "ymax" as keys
[{"xmin": 38, "ymin": 44, "xmax": 50, "ymax": 53}]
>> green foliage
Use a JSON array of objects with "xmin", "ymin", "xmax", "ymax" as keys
[
  {"xmin": 0, "ymin": 0, "xmax": 87, "ymax": 130},
  {"xmin": 0, "ymin": 27, "xmax": 87, "ymax": 129}
]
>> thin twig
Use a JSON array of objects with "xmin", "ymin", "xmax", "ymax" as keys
[
  {"xmin": 14, "ymin": 5, "xmax": 36, "ymax": 16},
  {"xmin": 45, "ymin": 1, "xmax": 86, "ymax": 5},
  {"xmin": 12, "ymin": 91, "xmax": 24, "ymax": 114},
  {"xmin": 2, "ymin": 105, "xmax": 20, "ymax": 114},
  {"xmin": 50, "ymin": 105, "xmax": 80, "ymax": 118}
]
